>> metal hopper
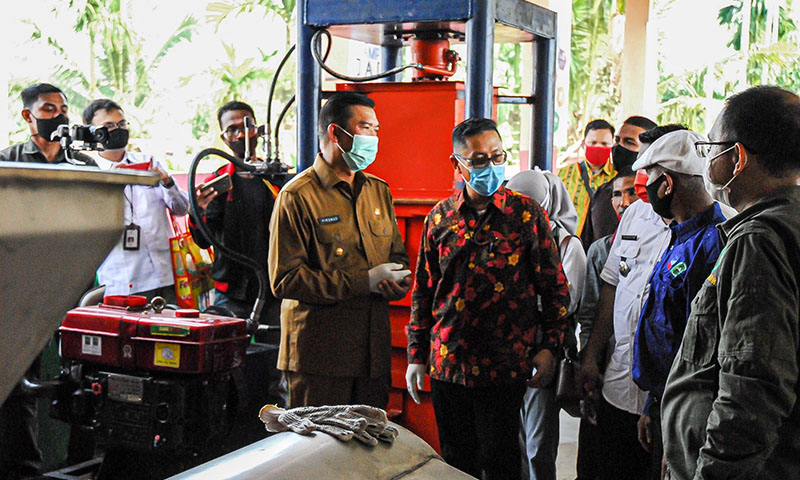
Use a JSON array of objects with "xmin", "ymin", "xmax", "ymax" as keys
[{"xmin": 0, "ymin": 162, "xmax": 159, "ymax": 403}]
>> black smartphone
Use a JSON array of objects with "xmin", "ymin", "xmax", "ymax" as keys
[{"xmin": 200, "ymin": 173, "xmax": 232, "ymax": 194}]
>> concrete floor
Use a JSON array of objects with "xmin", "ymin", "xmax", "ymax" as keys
[{"xmin": 556, "ymin": 411, "xmax": 580, "ymax": 480}]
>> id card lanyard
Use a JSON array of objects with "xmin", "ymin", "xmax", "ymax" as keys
[{"xmin": 123, "ymin": 185, "xmax": 140, "ymax": 251}]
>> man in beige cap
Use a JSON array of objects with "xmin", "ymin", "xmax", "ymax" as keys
[{"xmin": 628, "ymin": 129, "xmax": 728, "ymax": 479}]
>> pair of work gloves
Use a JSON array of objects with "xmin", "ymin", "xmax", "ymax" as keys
[{"xmin": 259, "ymin": 404, "xmax": 399, "ymax": 446}]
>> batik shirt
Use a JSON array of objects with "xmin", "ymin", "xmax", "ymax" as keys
[{"xmin": 407, "ymin": 187, "xmax": 570, "ymax": 388}]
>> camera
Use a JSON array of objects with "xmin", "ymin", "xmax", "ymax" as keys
[{"xmin": 72, "ymin": 125, "xmax": 109, "ymax": 144}]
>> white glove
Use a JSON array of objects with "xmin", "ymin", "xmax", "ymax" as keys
[
  {"xmin": 259, "ymin": 404, "xmax": 399, "ymax": 446},
  {"xmin": 405, "ymin": 364, "xmax": 426, "ymax": 405},
  {"xmin": 368, "ymin": 263, "xmax": 411, "ymax": 293}
]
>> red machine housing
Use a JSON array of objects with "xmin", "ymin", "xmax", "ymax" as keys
[
  {"xmin": 60, "ymin": 295, "xmax": 247, "ymax": 374},
  {"xmin": 338, "ymin": 81, "xmax": 498, "ymax": 453}
]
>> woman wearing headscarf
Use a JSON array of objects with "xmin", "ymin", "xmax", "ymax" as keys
[{"xmin": 506, "ymin": 169, "xmax": 587, "ymax": 480}]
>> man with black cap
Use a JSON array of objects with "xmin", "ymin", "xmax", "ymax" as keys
[
  {"xmin": 629, "ymin": 129, "xmax": 727, "ymax": 479},
  {"xmin": 663, "ymin": 85, "xmax": 800, "ymax": 479}
]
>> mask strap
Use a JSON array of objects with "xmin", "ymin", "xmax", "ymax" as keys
[
  {"xmin": 721, "ymin": 144, "xmax": 747, "ymax": 189},
  {"xmin": 331, "ymin": 124, "xmax": 354, "ymax": 139}
]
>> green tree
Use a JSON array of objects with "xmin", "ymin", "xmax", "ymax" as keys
[
  {"xmin": 655, "ymin": 0, "xmax": 800, "ymax": 129},
  {"xmin": 568, "ymin": 0, "xmax": 625, "ymax": 146},
  {"xmin": 718, "ymin": 0, "xmax": 800, "ymax": 87},
  {"xmin": 183, "ymin": 43, "xmax": 277, "ymax": 141},
  {"xmin": 26, "ymin": 0, "xmax": 196, "ymax": 136},
  {"xmin": 203, "ymin": 0, "xmax": 297, "ymax": 163}
]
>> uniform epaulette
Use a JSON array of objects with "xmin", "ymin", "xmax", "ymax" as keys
[
  {"xmin": 279, "ymin": 168, "xmax": 314, "ymax": 193},
  {"xmin": 364, "ymin": 172, "xmax": 389, "ymax": 186}
]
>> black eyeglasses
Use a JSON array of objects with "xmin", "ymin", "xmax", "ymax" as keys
[
  {"xmin": 222, "ymin": 119, "xmax": 258, "ymax": 140},
  {"xmin": 453, "ymin": 151, "xmax": 507, "ymax": 170},
  {"xmin": 102, "ymin": 120, "xmax": 128, "ymax": 130}
]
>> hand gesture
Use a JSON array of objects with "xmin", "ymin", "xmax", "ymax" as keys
[{"xmin": 527, "ymin": 348, "xmax": 556, "ymax": 388}]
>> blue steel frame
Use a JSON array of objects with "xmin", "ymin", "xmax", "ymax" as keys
[{"xmin": 297, "ymin": 0, "xmax": 556, "ymax": 171}]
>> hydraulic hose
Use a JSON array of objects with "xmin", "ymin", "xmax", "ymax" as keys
[
  {"xmin": 188, "ymin": 148, "xmax": 267, "ymax": 334},
  {"xmin": 268, "ymin": 38, "xmax": 329, "ymax": 162},
  {"xmin": 266, "ymin": 44, "xmax": 296, "ymax": 161},
  {"xmin": 311, "ymin": 28, "xmax": 422, "ymax": 83},
  {"xmin": 274, "ymin": 94, "xmax": 295, "ymax": 160}
]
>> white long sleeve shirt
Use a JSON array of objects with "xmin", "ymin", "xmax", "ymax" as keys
[
  {"xmin": 96, "ymin": 151, "xmax": 190, "ymax": 295},
  {"xmin": 599, "ymin": 199, "xmax": 671, "ymax": 415}
]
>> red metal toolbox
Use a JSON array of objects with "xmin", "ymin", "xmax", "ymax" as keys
[{"xmin": 60, "ymin": 295, "xmax": 247, "ymax": 374}]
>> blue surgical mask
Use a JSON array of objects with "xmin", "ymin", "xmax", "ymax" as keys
[
  {"xmin": 334, "ymin": 125, "xmax": 379, "ymax": 171},
  {"xmin": 466, "ymin": 164, "xmax": 505, "ymax": 196}
]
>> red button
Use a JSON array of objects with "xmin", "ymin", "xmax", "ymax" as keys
[{"xmin": 175, "ymin": 309, "xmax": 200, "ymax": 318}]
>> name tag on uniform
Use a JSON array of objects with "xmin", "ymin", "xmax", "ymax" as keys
[
  {"xmin": 319, "ymin": 215, "xmax": 341, "ymax": 225},
  {"xmin": 621, "ymin": 234, "xmax": 638, "ymax": 241}
]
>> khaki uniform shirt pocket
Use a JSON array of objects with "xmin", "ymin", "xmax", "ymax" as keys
[
  {"xmin": 368, "ymin": 215, "xmax": 394, "ymax": 260},
  {"xmin": 316, "ymin": 224, "xmax": 351, "ymax": 266}
]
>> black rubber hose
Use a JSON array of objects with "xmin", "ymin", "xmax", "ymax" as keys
[
  {"xmin": 188, "ymin": 148, "xmax": 266, "ymax": 334},
  {"xmin": 311, "ymin": 28, "xmax": 420, "ymax": 83},
  {"xmin": 266, "ymin": 44, "xmax": 296, "ymax": 160},
  {"xmin": 271, "ymin": 35, "xmax": 330, "ymax": 161},
  {"xmin": 274, "ymin": 94, "xmax": 295, "ymax": 158}
]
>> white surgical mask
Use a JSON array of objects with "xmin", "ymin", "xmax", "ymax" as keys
[{"xmin": 703, "ymin": 144, "xmax": 744, "ymax": 207}]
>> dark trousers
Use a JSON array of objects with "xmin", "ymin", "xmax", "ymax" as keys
[
  {"xmin": 285, "ymin": 371, "xmax": 389, "ymax": 409},
  {"xmin": 431, "ymin": 379, "xmax": 527, "ymax": 480},
  {"xmin": 647, "ymin": 400, "xmax": 664, "ymax": 480},
  {"xmin": 595, "ymin": 395, "xmax": 650, "ymax": 480},
  {"xmin": 576, "ymin": 416, "xmax": 601, "ymax": 479}
]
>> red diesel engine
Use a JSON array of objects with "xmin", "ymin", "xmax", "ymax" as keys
[{"xmin": 53, "ymin": 295, "xmax": 248, "ymax": 457}]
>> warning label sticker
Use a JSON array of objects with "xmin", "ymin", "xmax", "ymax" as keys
[
  {"xmin": 154, "ymin": 342, "xmax": 180, "ymax": 368},
  {"xmin": 82, "ymin": 335, "xmax": 102, "ymax": 356}
]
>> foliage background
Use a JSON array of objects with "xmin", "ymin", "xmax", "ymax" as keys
[{"xmin": 4, "ymin": 0, "xmax": 800, "ymax": 171}]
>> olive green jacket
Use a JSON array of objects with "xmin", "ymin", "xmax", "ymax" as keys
[{"xmin": 662, "ymin": 186, "xmax": 800, "ymax": 480}]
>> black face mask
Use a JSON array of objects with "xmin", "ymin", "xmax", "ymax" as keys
[
  {"xmin": 33, "ymin": 114, "xmax": 69, "ymax": 142},
  {"xmin": 645, "ymin": 174, "xmax": 674, "ymax": 219},
  {"xmin": 103, "ymin": 128, "xmax": 129, "ymax": 150},
  {"xmin": 228, "ymin": 136, "xmax": 258, "ymax": 160},
  {"xmin": 612, "ymin": 144, "xmax": 638, "ymax": 175}
]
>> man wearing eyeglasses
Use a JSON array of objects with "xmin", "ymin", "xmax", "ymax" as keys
[
  {"xmin": 83, "ymin": 98, "xmax": 189, "ymax": 304},
  {"xmin": 190, "ymin": 101, "xmax": 282, "ymax": 327},
  {"xmin": 406, "ymin": 118, "xmax": 570, "ymax": 480},
  {"xmin": 662, "ymin": 86, "xmax": 800, "ymax": 480}
]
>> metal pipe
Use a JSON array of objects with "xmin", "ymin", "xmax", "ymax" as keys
[
  {"xmin": 532, "ymin": 37, "xmax": 555, "ymax": 171},
  {"xmin": 381, "ymin": 45, "xmax": 402, "ymax": 82},
  {"xmin": 465, "ymin": 0, "xmax": 495, "ymax": 119},
  {"xmin": 297, "ymin": 1, "xmax": 321, "ymax": 172}
]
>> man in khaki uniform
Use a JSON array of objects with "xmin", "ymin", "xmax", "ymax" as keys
[{"xmin": 269, "ymin": 92, "xmax": 410, "ymax": 408}]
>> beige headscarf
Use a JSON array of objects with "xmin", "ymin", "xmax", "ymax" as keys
[{"xmin": 506, "ymin": 168, "xmax": 579, "ymax": 236}]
